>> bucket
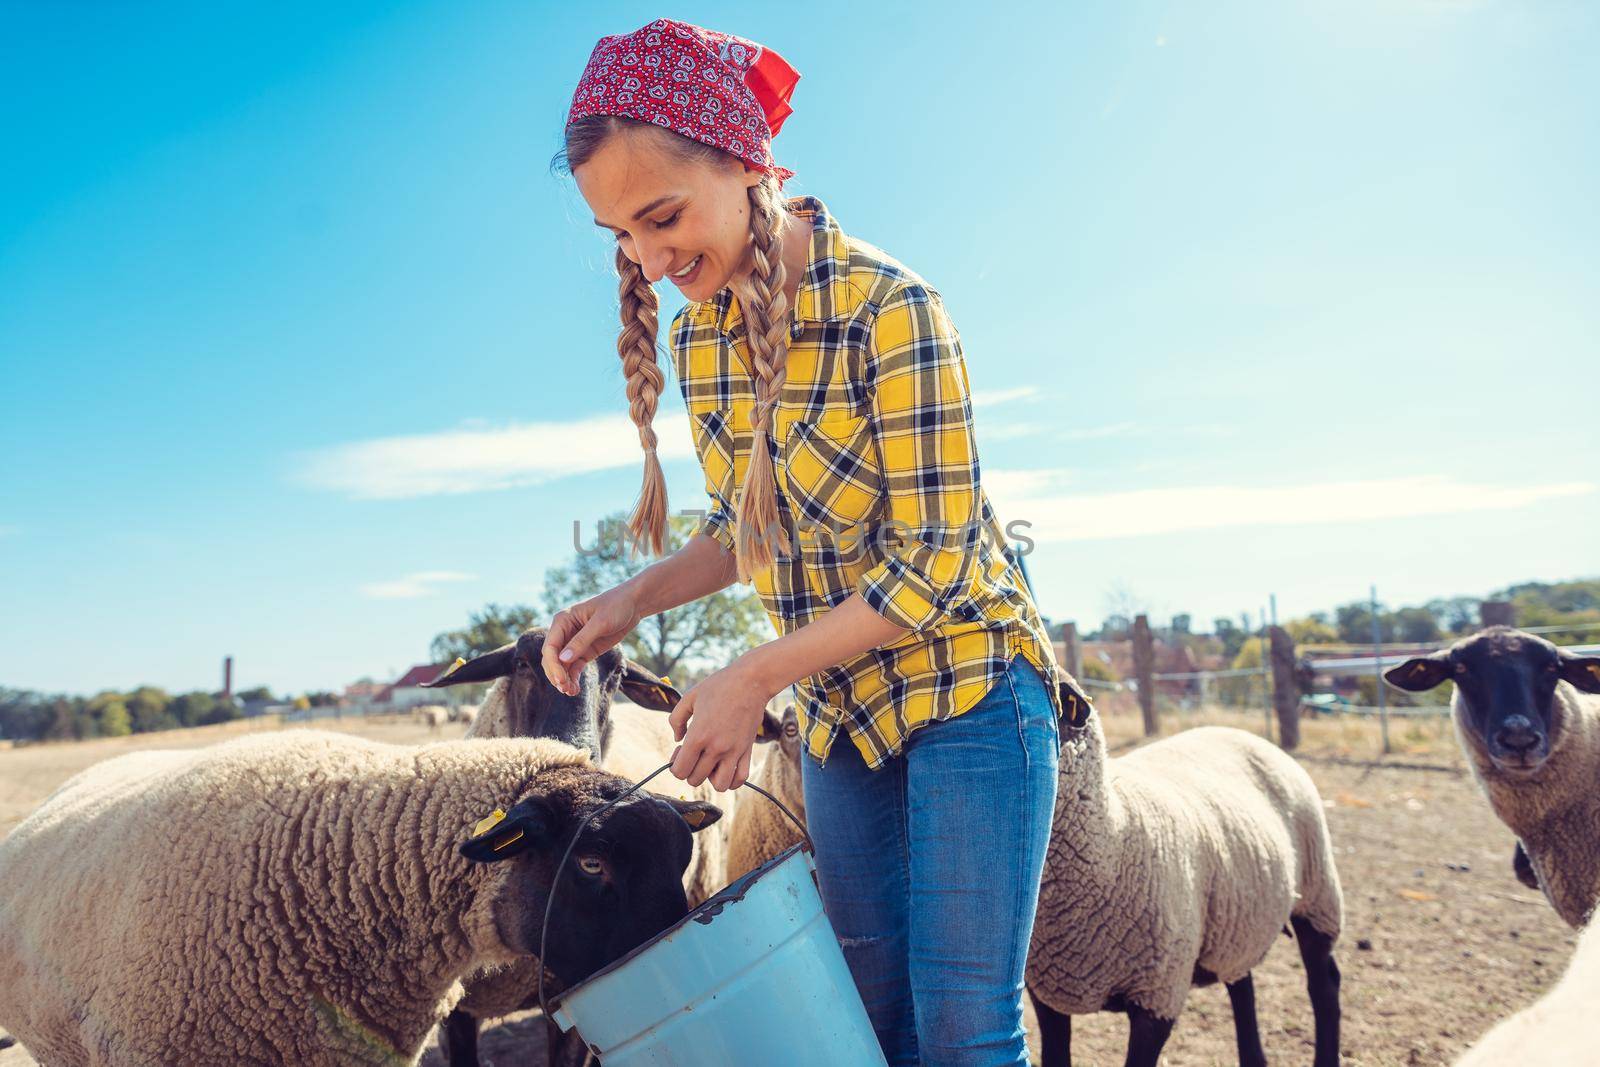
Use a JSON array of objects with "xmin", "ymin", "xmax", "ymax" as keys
[{"xmin": 541, "ymin": 764, "xmax": 887, "ymax": 1066}]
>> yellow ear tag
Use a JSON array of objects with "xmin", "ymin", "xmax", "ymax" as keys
[
  {"xmin": 442, "ymin": 656, "xmax": 467, "ymax": 679},
  {"xmin": 660, "ymin": 676, "xmax": 671, "ymax": 686},
  {"xmin": 682, "ymin": 809, "xmax": 708, "ymax": 829},
  {"xmin": 1589, "ymin": 664, "xmax": 1600, "ymax": 680},
  {"xmin": 491, "ymin": 829, "xmax": 525, "ymax": 852},
  {"xmin": 473, "ymin": 809, "xmax": 507, "ymax": 838},
  {"xmin": 1412, "ymin": 663, "xmax": 1427, "ymax": 675}
]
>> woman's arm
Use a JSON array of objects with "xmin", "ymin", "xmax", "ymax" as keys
[
  {"xmin": 667, "ymin": 593, "xmax": 910, "ymax": 789},
  {"xmin": 543, "ymin": 530, "xmax": 740, "ymax": 694}
]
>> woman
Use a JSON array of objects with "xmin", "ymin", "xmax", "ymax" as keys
[{"xmin": 543, "ymin": 18, "xmax": 1066, "ymax": 1065}]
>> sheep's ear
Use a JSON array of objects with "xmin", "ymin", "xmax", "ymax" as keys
[
  {"xmin": 1058, "ymin": 678, "xmax": 1093, "ymax": 728},
  {"xmin": 460, "ymin": 799, "xmax": 550, "ymax": 863},
  {"xmin": 1384, "ymin": 651, "xmax": 1452, "ymax": 692},
  {"xmin": 424, "ymin": 644, "xmax": 515, "ymax": 688},
  {"xmin": 1558, "ymin": 650, "xmax": 1600, "ymax": 694},
  {"xmin": 618, "ymin": 660, "xmax": 683, "ymax": 711},
  {"xmin": 661, "ymin": 797, "xmax": 722, "ymax": 833},
  {"xmin": 755, "ymin": 709, "xmax": 783, "ymax": 744}
]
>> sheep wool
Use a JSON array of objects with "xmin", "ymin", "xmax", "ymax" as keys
[
  {"xmin": 1456, "ymin": 683, "xmax": 1600, "ymax": 927},
  {"xmin": 724, "ymin": 730, "xmax": 806, "ymax": 884},
  {"xmin": 1027, "ymin": 715, "xmax": 1343, "ymax": 1022},
  {"xmin": 0, "ymin": 730, "xmax": 594, "ymax": 1067}
]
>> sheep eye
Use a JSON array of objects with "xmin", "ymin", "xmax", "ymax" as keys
[
  {"xmin": 576, "ymin": 855, "xmax": 605, "ymax": 877},
  {"xmin": 1454, "ymin": 662, "xmax": 1467, "ymax": 675}
]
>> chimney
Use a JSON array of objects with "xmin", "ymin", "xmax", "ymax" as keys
[{"xmin": 223, "ymin": 656, "xmax": 234, "ymax": 701}]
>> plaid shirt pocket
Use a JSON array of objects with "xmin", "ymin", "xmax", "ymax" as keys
[{"xmin": 783, "ymin": 414, "xmax": 883, "ymax": 602}]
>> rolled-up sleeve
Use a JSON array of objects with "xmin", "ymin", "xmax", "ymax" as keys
[
  {"xmin": 695, "ymin": 487, "xmax": 738, "ymax": 555},
  {"xmin": 855, "ymin": 283, "xmax": 986, "ymax": 633}
]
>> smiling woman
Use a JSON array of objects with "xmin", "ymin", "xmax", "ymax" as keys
[{"xmin": 534, "ymin": 18, "xmax": 1069, "ymax": 1067}]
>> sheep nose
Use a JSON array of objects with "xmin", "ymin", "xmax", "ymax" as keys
[{"xmin": 1494, "ymin": 715, "xmax": 1541, "ymax": 753}]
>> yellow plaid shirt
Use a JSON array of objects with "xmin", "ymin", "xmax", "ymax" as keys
[{"xmin": 671, "ymin": 195, "xmax": 1064, "ymax": 768}]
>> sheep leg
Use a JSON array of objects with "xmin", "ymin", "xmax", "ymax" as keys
[
  {"xmin": 1029, "ymin": 986, "xmax": 1072, "ymax": 1067},
  {"xmin": 1123, "ymin": 1005, "xmax": 1175, "ymax": 1067},
  {"xmin": 438, "ymin": 1009, "xmax": 478, "ymax": 1067},
  {"xmin": 1224, "ymin": 974, "xmax": 1268, "ymax": 1067},
  {"xmin": 1291, "ymin": 915, "xmax": 1342, "ymax": 1067}
]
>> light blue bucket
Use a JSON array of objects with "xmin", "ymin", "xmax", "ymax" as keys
[{"xmin": 542, "ymin": 767, "xmax": 887, "ymax": 1066}]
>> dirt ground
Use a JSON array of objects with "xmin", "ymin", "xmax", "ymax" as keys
[{"xmin": 0, "ymin": 708, "xmax": 1578, "ymax": 1066}]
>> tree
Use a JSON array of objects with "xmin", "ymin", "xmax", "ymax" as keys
[
  {"xmin": 86, "ymin": 693, "xmax": 133, "ymax": 738},
  {"xmin": 449, "ymin": 512, "xmax": 783, "ymax": 681},
  {"xmin": 1170, "ymin": 614, "xmax": 1192, "ymax": 635},
  {"xmin": 1335, "ymin": 603, "xmax": 1393, "ymax": 645},
  {"xmin": 1390, "ymin": 607, "xmax": 1442, "ymax": 644},
  {"xmin": 169, "ymin": 692, "xmax": 217, "ymax": 729},
  {"xmin": 1212, "ymin": 618, "xmax": 1246, "ymax": 659},
  {"xmin": 126, "ymin": 687, "xmax": 176, "ymax": 733},
  {"xmin": 235, "ymin": 686, "xmax": 276, "ymax": 703},
  {"xmin": 1286, "ymin": 616, "xmax": 1338, "ymax": 645},
  {"xmin": 537, "ymin": 513, "xmax": 770, "ymax": 680},
  {"xmin": 431, "ymin": 603, "xmax": 545, "ymax": 663}
]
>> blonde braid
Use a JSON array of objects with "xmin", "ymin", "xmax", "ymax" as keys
[
  {"xmin": 615, "ymin": 245, "xmax": 669, "ymax": 558},
  {"xmin": 731, "ymin": 179, "xmax": 795, "ymax": 582}
]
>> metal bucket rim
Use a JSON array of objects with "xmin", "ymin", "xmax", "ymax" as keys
[{"xmin": 550, "ymin": 841, "xmax": 810, "ymax": 1014}]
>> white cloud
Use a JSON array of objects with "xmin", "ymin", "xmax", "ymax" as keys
[
  {"xmin": 986, "ymin": 473, "xmax": 1594, "ymax": 543},
  {"xmin": 1060, "ymin": 422, "xmax": 1141, "ymax": 442},
  {"xmin": 295, "ymin": 412, "xmax": 696, "ymax": 500},
  {"xmin": 360, "ymin": 571, "xmax": 477, "ymax": 600},
  {"xmin": 971, "ymin": 386, "xmax": 1039, "ymax": 408}
]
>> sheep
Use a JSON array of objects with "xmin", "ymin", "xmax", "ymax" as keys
[
  {"xmin": 1454, "ymin": 917, "xmax": 1600, "ymax": 1065},
  {"xmin": 426, "ymin": 630, "xmax": 780, "ymax": 1067},
  {"xmin": 1026, "ymin": 687, "xmax": 1344, "ymax": 1067},
  {"xmin": 724, "ymin": 702, "xmax": 808, "ymax": 884},
  {"xmin": 0, "ymin": 729, "xmax": 722, "ymax": 1067},
  {"xmin": 414, "ymin": 704, "xmax": 450, "ymax": 729},
  {"xmin": 1385, "ymin": 627, "xmax": 1600, "ymax": 928}
]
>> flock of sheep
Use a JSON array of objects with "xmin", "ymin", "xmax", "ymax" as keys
[{"xmin": 0, "ymin": 624, "xmax": 1596, "ymax": 1066}]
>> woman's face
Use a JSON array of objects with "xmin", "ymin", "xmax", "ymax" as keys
[{"xmin": 575, "ymin": 127, "xmax": 763, "ymax": 302}]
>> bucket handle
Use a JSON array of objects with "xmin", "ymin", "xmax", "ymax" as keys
[{"xmin": 537, "ymin": 760, "xmax": 813, "ymax": 1023}]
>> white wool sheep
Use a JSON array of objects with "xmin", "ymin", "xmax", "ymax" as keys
[
  {"xmin": 1386, "ymin": 627, "xmax": 1600, "ymax": 928},
  {"xmin": 1027, "ymin": 704, "xmax": 1344, "ymax": 1067},
  {"xmin": 724, "ymin": 703, "xmax": 807, "ymax": 884},
  {"xmin": 0, "ymin": 730, "xmax": 719, "ymax": 1067},
  {"xmin": 1454, "ymin": 919, "xmax": 1600, "ymax": 1065},
  {"xmin": 414, "ymin": 704, "xmax": 450, "ymax": 729}
]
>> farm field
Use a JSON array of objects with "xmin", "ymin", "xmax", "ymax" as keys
[{"xmin": 0, "ymin": 709, "xmax": 1575, "ymax": 1066}]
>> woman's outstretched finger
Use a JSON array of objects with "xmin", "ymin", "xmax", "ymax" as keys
[
  {"xmin": 731, "ymin": 748, "xmax": 752, "ymax": 791},
  {"xmin": 542, "ymin": 611, "xmax": 580, "ymax": 689},
  {"xmin": 667, "ymin": 690, "xmax": 696, "ymax": 742}
]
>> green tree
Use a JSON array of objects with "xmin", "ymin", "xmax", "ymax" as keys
[
  {"xmin": 98, "ymin": 700, "xmax": 132, "ymax": 737},
  {"xmin": 235, "ymin": 686, "xmax": 276, "ymax": 703},
  {"xmin": 1390, "ymin": 607, "xmax": 1442, "ymax": 644},
  {"xmin": 169, "ymin": 692, "xmax": 217, "ymax": 728},
  {"xmin": 1286, "ymin": 616, "xmax": 1338, "ymax": 645},
  {"xmin": 127, "ymin": 686, "xmax": 177, "ymax": 733},
  {"xmin": 538, "ymin": 513, "xmax": 770, "ymax": 679},
  {"xmin": 431, "ymin": 603, "xmax": 545, "ymax": 663},
  {"xmin": 1335, "ymin": 603, "xmax": 1394, "ymax": 645}
]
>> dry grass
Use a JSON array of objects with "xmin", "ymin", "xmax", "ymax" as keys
[{"xmin": 0, "ymin": 708, "xmax": 1576, "ymax": 1066}]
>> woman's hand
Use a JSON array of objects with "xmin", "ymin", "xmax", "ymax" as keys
[
  {"xmin": 668, "ymin": 659, "xmax": 780, "ymax": 791},
  {"xmin": 542, "ymin": 585, "xmax": 643, "ymax": 696}
]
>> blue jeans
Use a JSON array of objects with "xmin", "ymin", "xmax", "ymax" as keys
[{"xmin": 801, "ymin": 653, "xmax": 1060, "ymax": 1066}]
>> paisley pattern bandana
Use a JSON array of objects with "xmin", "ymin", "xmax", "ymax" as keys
[{"xmin": 567, "ymin": 18, "xmax": 800, "ymax": 182}]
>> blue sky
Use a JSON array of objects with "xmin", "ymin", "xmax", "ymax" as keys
[{"xmin": 2, "ymin": 0, "xmax": 1595, "ymax": 696}]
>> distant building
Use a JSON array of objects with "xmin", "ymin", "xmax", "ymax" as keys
[
  {"xmin": 341, "ymin": 680, "xmax": 386, "ymax": 708},
  {"xmin": 378, "ymin": 664, "xmax": 456, "ymax": 710}
]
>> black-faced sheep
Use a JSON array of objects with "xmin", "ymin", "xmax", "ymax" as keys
[
  {"xmin": 1026, "ymin": 688, "xmax": 1344, "ymax": 1067},
  {"xmin": 0, "ymin": 730, "xmax": 721, "ymax": 1067},
  {"xmin": 424, "ymin": 629, "xmax": 779, "ymax": 1067},
  {"xmin": 1386, "ymin": 626, "xmax": 1600, "ymax": 927}
]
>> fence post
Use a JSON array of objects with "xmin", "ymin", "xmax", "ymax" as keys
[
  {"xmin": 1062, "ymin": 622, "xmax": 1083, "ymax": 682},
  {"xmin": 1269, "ymin": 625, "xmax": 1300, "ymax": 750},
  {"xmin": 1479, "ymin": 601, "xmax": 1516, "ymax": 629},
  {"xmin": 1133, "ymin": 614, "xmax": 1158, "ymax": 736}
]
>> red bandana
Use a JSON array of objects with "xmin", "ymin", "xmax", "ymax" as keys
[{"xmin": 567, "ymin": 18, "xmax": 800, "ymax": 182}]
